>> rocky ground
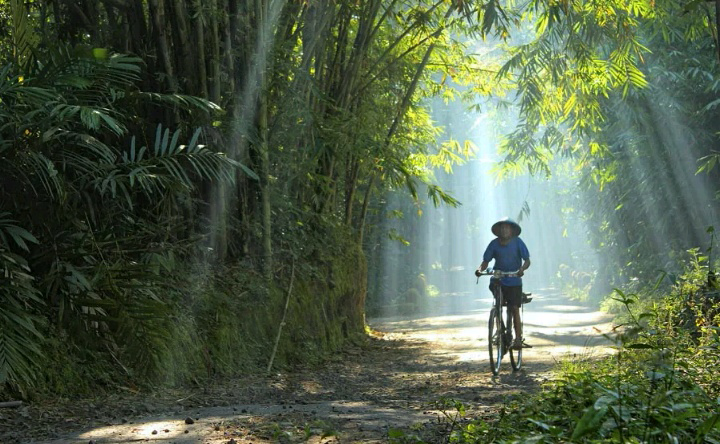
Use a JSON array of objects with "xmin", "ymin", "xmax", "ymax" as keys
[{"xmin": 0, "ymin": 289, "xmax": 614, "ymax": 443}]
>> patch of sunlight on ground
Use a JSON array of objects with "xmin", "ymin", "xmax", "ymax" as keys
[
  {"xmin": 370, "ymin": 290, "xmax": 616, "ymax": 365},
  {"xmin": 77, "ymin": 418, "xmax": 191, "ymax": 442}
]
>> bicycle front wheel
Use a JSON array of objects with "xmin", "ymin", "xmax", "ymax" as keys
[
  {"xmin": 488, "ymin": 308, "xmax": 502, "ymax": 375},
  {"xmin": 509, "ymin": 309, "xmax": 523, "ymax": 371}
]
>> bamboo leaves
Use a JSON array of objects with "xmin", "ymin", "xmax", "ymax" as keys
[
  {"xmin": 0, "ymin": 213, "xmax": 39, "ymax": 253},
  {"xmin": 0, "ymin": 219, "xmax": 44, "ymax": 393},
  {"xmin": 100, "ymin": 124, "xmax": 254, "ymax": 206},
  {"xmin": 494, "ymin": 0, "xmax": 660, "ymax": 173},
  {"xmin": 9, "ymin": 0, "xmax": 38, "ymax": 70}
]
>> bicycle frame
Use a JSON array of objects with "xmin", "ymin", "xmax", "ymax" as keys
[
  {"xmin": 492, "ymin": 283, "xmax": 514, "ymax": 346},
  {"xmin": 476, "ymin": 269, "xmax": 524, "ymax": 375}
]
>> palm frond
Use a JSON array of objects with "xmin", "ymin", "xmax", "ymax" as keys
[
  {"xmin": 10, "ymin": 0, "xmax": 38, "ymax": 71},
  {"xmin": 0, "ymin": 213, "xmax": 39, "ymax": 252},
  {"xmin": 102, "ymin": 125, "xmax": 256, "ymax": 201},
  {"xmin": 132, "ymin": 92, "xmax": 223, "ymax": 115},
  {"xmin": 13, "ymin": 151, "xmax": 64, "ymax": 200},
  {"xmin": 48, "ymin": 104, "xmax": 127, "ymax": 136},
  {"xmin": 0, "ymin": 249, "xmax": 44, "ymax": 393}
]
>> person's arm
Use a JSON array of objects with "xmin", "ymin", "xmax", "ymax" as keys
[
  {"xmin": 476, "ymin": 240, "xmax": 495, "ymax": 274},
  {"xmin": 478, "ymin": 241, "xmax": 495, "ymax": 271},
  {"xmin": 475, "ymin": 261, "xmax": 489, "ymax": 276},
  {"xmin": 517, "ymin": 238, "xmax": 530, "ymax": 277},
  {"xmin": 518, "ymin": 258, "xmax": 531, "ymax": 277}
]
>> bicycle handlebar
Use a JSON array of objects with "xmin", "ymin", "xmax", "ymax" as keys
[{"xmin": 475, "ymin": 269, "xmax": 521, "ymax": 278}]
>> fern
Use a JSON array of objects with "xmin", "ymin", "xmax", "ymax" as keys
[
  {"xmin": 0, "ymin": 214, "xmax": 44, "ymax": 392},
  {"xmin": 0, "ymin": 42, "xmax": 260, "ymax": 389},
  {"xmin": 83, "ymin": 124, "xmax": 255, "ymax": 210}
]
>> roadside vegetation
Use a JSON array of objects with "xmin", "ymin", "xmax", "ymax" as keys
[{"xmin": 388, "ymin": 251, "xmax": 720, "ymax": 443}]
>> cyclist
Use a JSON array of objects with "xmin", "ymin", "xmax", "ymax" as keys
[{"xmin": 475, "ymin": 218, "xmax": 532, "ymax": 350}]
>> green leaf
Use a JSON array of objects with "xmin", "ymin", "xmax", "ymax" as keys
[
  {"xmin": 594, "ymin": 395, "xmax": 616, "ymax": 409},
  {"xmin": 626, "ymin": 343, "xmax": 654, "ymax": 349},
  {"xmin": 697, "ymin": 413, "xmax": 720, "ymax": 436},
  {"xmin": 528, "ymin": 418, "xmax": 553, "ymax": 431},
  {"xmin": 238, "ymin": 162, "xmax": 259, "ymax": 180},
  {"xmin": 571, "ymin": 406, "xmax": 607, "ymax": 440},
  {"xmin": 645, "ymin": 370, "xmax": 665, "ymax": 380}
]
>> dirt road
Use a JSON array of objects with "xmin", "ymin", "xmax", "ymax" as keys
[{"xmin": 1, "ymin": 289, "xmax": 614, "ymax": 443}]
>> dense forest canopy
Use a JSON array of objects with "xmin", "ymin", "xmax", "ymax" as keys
[{"xmin": 1, "ymin": 0, "xmax": 719, "ymax": 408}]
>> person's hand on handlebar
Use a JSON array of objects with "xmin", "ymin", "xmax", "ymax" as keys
[
  {"xmin": 475, "ymin": 268, "xmax": 482, "ymax": 277},
  {"xmin": 517, "ymin": 269, "xmax": 524, "ymax": 277}
]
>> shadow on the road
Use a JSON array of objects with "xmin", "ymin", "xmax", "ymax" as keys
[
  {"xmin": 6, "ymin": 290, "xmax": 614, "ymax": 444},
  {"xmin": 370, "ymin": 288, "xmax": 616, "ymax": 368},
  {"xmin": 20, "ymin": 334, "xmax": 545, "ymax": 444}
]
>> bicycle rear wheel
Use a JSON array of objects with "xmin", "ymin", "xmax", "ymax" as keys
[
  {"xmin": 488, "ymin": 308, "xmax": 502, "ymax": 375},
  {"xmin": 509, "ymin": 308, "xmax": 523, "ymax": 371},
  {"xmin": 508, "ymin": 305, "xmax": 524, "ymax": 372}
]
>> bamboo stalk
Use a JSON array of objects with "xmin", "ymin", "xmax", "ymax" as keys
[
  {"xmin": 260, "ymin": 92, "xmax": 273, "ymax": 278},
  {"xmin": 148, "ymin": 0, "xmax": 177, "ymax": 91},
  {"xmin": 209, "ymin": 0, "xmax": 221, "ymax": 103},
  {"xmin": 267, "ymin": 261, "xmax": 295, "ymax": 373},
  {"xmin": 358, "ymin": 172, "xmax": 376, "ymax": 244},
  {"xmin": 384, "ymin": 43, "xmax": 435, "ymax": 148},
  {"xmin": 171, "ymin": 0, "xmax": 194, "ymax": 92},
  {"xmin": 716, "ymin": 0, "xmax": 720, "ymax": 62},
  {"xmin": 344, "ymin": 155, "xmax": 360, "ymax": 225},
  {"xmin": 0, "ymin": 401, "xmax": 23, "ymax": 408},
  {"xmin": 223, "ymin": 0, "xmax": 235, "ymax": 101},
  {"xmin": 193, "ymin": 0, "xmax": 209, "ymax": 98}
]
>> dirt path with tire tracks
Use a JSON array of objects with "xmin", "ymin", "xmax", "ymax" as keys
[{"xmin": 1, "ymin": 289, "xmax": 614, "ymax": 443}]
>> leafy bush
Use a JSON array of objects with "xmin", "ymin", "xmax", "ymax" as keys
[
  {"xmin": 418, "ymin": 263, "xmax": 720, "ymax": 443},
  {"xmin": 0, "ymin": 47, "xmax": 243, "ymax": 395}
]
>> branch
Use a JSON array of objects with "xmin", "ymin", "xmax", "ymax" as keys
[
  {"xmin": 384, "ymin": 43, "xmax": 436, "ymax": 146},
  {"xmin": 267, "ymin": 260, "xmax": 295, "ymax": 373},
  {"xmin": 0, "ymin": 401, "xmax": 23, "ymax": 408}
]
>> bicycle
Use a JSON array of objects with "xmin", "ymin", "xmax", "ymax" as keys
[{"xmin": 475, "ymin": 269, "xmax": 530, "ymax": 375}]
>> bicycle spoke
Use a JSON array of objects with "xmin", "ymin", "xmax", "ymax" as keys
[
  {"xmin": 488, "ymin": 309, "xmax": 502, "ymax": 375},
  {"xmin": 510, "ymin": 306, "xmax": 523, "ymax": 371}
]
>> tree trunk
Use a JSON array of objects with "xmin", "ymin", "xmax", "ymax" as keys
[
  {"xmin": 209, "ymin": 0, "xmax": 222, "ymax": 103},
  {"xmin": 193, "ymin": 0, "xmax": 209, "ymax": 98},
  {"xmin": 358, "ymin": 172, "xmax": 376, "ymax": 245},
  {"xmin": 148, "ymin": 0, "xmax": 177, "ymax": 91},
  {"xmin": 171, "ymin": 0, "xmax": 195, "ymax": 93},
  {"xmin": 223, "ymin": 0, "xmax": 235, "ymax": 104},
  {"xmin": 259, "ymin": 81, "xmax": 272, "ymax": 279}
]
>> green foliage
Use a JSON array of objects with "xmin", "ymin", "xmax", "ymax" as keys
[
  {"xmin": 0, "ymin": 43, "xmax": 255, "ymax": 393},
  {"xmin": 0, "ymin": 246, "xmax": 44, "ymax": 394},
  {"xmin": 0, "ymin": 0, "xmax": 489, "ymax": 399},
  {"xmin": 10, "ymin": 239, "xmax": 367, "ymax": 398},
  {"xmin": 429, "ymin": 262, "xmax": 720, "ymax": 443},
  {"xmin": 487, "ymin": 0, "xmax": 720, "ymax": 179},
  {"xmin": 482, "ymin": 0, "xmax": 720, "ymax": 290}
]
